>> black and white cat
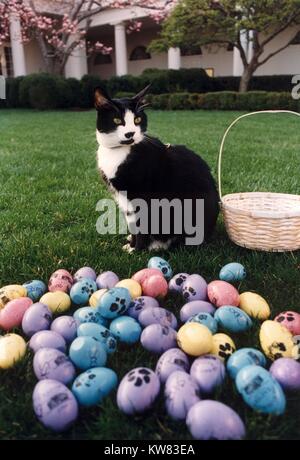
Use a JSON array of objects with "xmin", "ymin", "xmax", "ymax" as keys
[{"xmin": 95, "ymin": 85, "xmax": 219, "ymax": 252}]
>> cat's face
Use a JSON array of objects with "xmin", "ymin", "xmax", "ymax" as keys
[{"xmin": 95, "ymin": 86, "xmax": 149, "ymax": 149}]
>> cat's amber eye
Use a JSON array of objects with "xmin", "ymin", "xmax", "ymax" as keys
[
  {"xmin": 113, "ymin": 118, "xmax": 122, "ymax": 125},
  {"xmin": 134, "ymin": 117, "xmax": 142, "ymax": 124}
]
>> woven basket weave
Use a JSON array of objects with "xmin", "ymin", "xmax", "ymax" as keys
[{"xmin": 218, "ymin": 110, "xmax": 300, "ymax": 252}]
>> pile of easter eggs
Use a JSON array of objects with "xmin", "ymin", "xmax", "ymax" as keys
[{"xmin": 1, "ymin": 259, "xmax": 300, "ymax": 440}]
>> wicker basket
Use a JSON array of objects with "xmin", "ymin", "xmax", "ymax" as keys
[{"xmin": 218, "ymin": 110, "xmax": 300, "ymax": 252}]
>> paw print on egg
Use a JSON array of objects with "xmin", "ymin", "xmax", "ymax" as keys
[
  {"xmin": 127, "ymin": 368, "xmax": 152, "ymax": 387},
  {"xmin": 98, "ymin": 287, "xmax": 132, "ymax": 319}
]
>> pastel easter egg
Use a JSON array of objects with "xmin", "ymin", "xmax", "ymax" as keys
[
  {"xmin": 115, "ymin": 279, "xmax": 142, "ymax": 299},
  {"xmin": 127, "ymin": 296, "xmax": 159, "ymax": 319},
  {"xmin": 72, "ymin": 367, "xmax": 118, "ymax": 406},
  {"xmin": 169, "ymin": 273, "xmax": 189, "ymax": 293},
  {"xmin": 142, "ymin": 275, "xmax": 168, "ymax": 299},
  {"xmin": 165, "ymin": 371, "xmax": 200, "ymax": 420},
  {"xmin": 50, "ymin": 315, "xmax": 78, "ymax": 343},
  {"xmin": 219, "ymin": 262, "xmax": 246, "ymax": 282},
  {"xmin": 275, "ymin": 311, "xmax": 300, "ymax": 336},
  {"xmin": 227, "ymin": 348, "xmax": 267, "ymax": 379},
  {"xmin": 74, "ymin": 267, "xmax": 97, "ymax": 282},
  {"xmin": 22, "ymin": 302, "xmax": 52, "ymax": 337},
  {"xmin": 109, "ymin": 316, "xmax": 142, "ymax": 344},
  {"xmin": 239, "ymin": 292, "xmax": 270, "ymax": 320},
  {"xmin": 259, "ymin": 320, "xmax": 294, "ymax": 360},
  {"xmin": 73, "ymin": 306, "xmax": 106, "ymax": 326},
  {"xmin": 155, "ymin": 348, "xmax": 190, "ymax": 384},
  {"xmin": 69, "ymin": 336, "xmax": 107, "ymax": 370},
  {"xmin": 190, "ymin": 355, "xmax": 225, "ymax": 394},
  {"xmin": 33, "ymin": 379, "xmax": 78, "ymax": 432},
  {"xmin": 96, "ymin": 271, "xmax": 119, "ymax": 289},
  {"xmin": 132, "ymin": 268, "xmax": 164, "ymax": 285},
  {"xmin": 182, "ymin": 275, "xmax": 208, "ymax": 302},
  {"xmin": 33, "ymin": 348, "xmax": 76, "ymax": 385},
  {"xmin": 97, "ymin": 287, "xmax": 132, "ymax": 319},
  {"xmin": 177, "ymin": 323, "xmax": 213, "ymax": 357},
  {"xmin": 187, "ymin": 312, "xmax": 218, "ymax": 334},
  {"xmin": 236, "ymin": 365, "xmax": 286, "ymax": 415},
  {"xmin": 48, "ymin": 269, "xmax": 73, "ymax": 293},
  {"xmin": 186, "ymin": 400, "xmax": 245, "ymax": 440},
  {"xmin": 0, "ymin": 333, "xmax": 26, "ymax": 369},
  {"xmin": 207, "ymin": 281, "xmax": 239, "ymax": 308},
  {"xmin": 23, "ymin": 280, "xmax": 47, "ymax": 302},
  {"xmin": 89, "ymin": 289, "xmax": 107, "ymax": 307},
  {"xmin": 0, "ymin": 297, "xmax": 33, "ymax": 330},
  {"xmin": 148, "ymin": 257, "xmax": 173, "ymax": 280},
  {"xmin": 77, "ymin": 322, "xmax": 117, "ymax": 354},
  {"xmin": 29, "ymin": 330, "xmax": 66, "ymax": 353},
  {"xmin": 69, "ymin": 278, "xmax": 97, "ymax": 306},
  {"xmin": 211, "ymin": 333, "xmax": 236, "ymax": 361},
  {"xmin": 141, "ymin": 324, "xmax": 177, "ymax": 354},
  {"xmin": 0, "ymin": 285, "xmax": 27, "ymax": 309},
  {"xmin": 180, "ymin": 301, "xmax": 216, "ymax": 323},
  {"xmin": 270, "ymin": 358, "xmax": 300, "ymax": 391},
  {"xmin": 292, "ymin": 340, "xmax": 300, "ymax": 361},
  {"xmin": 214, "ymin": 306, "xmax": 252, "ymax": 333},
  {"xmin": 117, "ymin": 367, "xmax": 160, "ymax": 415},
  {"xmin": 40, "ymin": 291, "xmax": 71, "ymax": 314},
  {"xmin": 138, "ymin": 306, "xmax": 178, "ymax": 330}
]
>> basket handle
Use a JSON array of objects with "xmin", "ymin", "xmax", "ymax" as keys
[{"xmin": 218, "ymin": 110, "xmax": 300, "ymax": 200}]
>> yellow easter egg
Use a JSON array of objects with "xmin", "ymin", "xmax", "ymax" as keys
[
  {"xmin": 260, "ymin": 320, "xmax": 294, "ymax": 361},
  {"xmin": 177, "ymin": 322, "xmax": 213, "ymax": 357},
  {"xmin": 40, "ymin": 291, "xmax": 71, "ymax": 314},
  {"xmin": 0, "ymin": 333, "xmax": 26, "ymax": 369},
  {"xmin": 211, "ymin": 333, "xmax": 236, "ymax": 361},
  {"xmin": 0, "ymin": 285, "xmax": 27, "ymax": 309},
  {"xmin": 115, "ymin": 279, "xmax": 142, "ymax": 299},
  {"xmin": 89, "ymin": 289, "xmax": 107, "ymax": 308},
  {"xmin": 239, "ymin": 292, "xmax": 270, "ymax": 320}
]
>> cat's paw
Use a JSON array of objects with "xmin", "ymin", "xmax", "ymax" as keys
[
  {"xmin": 126, "ymin": 234, "xmax": 133, "ymax": 243},
  {"xmin": 122, "ymin": 243, "xmax": 135, "ymax": 254}
]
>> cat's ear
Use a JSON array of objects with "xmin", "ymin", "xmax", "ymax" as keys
[
  {"xmin": 94, "ymin": 87, "xmax": 114, "ymax": 110},
  {"xmin": 132, "ymin": 84, "xmax": 151, "ymax": 111}
]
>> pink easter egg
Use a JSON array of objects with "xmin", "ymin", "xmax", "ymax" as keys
[
  {"xmin": 132, "ymin": 268, "xmax": 164, "ymax": 285},
  {"xmin": 48, "ymin": 269, "xmax": 73, "ymax": 293},
  {"xmin": 0, "ymin": 297, "xmax": 33, "ymax": 330},
  {"xmin": 275, "ymin": 311, "xmax": 300, "ymax": 336},
  {"xmin": 207, "ymin": 281, "xmax": 239, "ymax": 308},
  {"xmin": 142, "ymin": 275, "xmax": 168, "ymax": 299}
]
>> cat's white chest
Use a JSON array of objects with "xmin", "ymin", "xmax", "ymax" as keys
[{"xmin": 97, "ymin": 145, "xmax": 130, "ymax": 180}]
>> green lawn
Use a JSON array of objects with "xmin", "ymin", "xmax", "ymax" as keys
[{"xmin": 0, "ymin": 109, "xmax": 300, "ymax": 440}]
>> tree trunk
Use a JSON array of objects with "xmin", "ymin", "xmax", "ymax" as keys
[{"xmin": 239, "ymin": 65, "xmax": 254, "ymax": 92}]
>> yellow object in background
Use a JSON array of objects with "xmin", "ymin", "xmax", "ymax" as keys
[
  {"xmin": 40, "ymin": 291, "xmax": 71, "ymax": 314},
  {"xmin": 0, "ymin": 285, "xmax": 27, "ymax": 309},
  {"xmin": 116, "ymin": 279, "xmax": 142, "ymax": 299},
  {"xmin": 239, "ymin": 292, "xmax": 270, "ymax": 320},
  {"xmin": 260, "ymin": 320, "xmax": 294, "ymax": 360},
  {"xmin": 89, "ymin": 289, "xmax": 107, "ymax": 307},
  {"xmin": 211, "ymin": 333, "xmax": 236, "ymax": 361},
  {"xmin": 177, "ymin": 322, "xmax": 213, "ymax": 357},
  {"xmin": 0, "ymin": 333, "xmax": 26, "ymax": 369}
]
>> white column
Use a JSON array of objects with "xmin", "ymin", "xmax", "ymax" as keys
[
  {"xmin": 9, "ymin": 14, "xmax": 26, "ymax": 77},
  {"xmin": 113, "ymin": 22, "xmax": 128, "ymax": 76},
  {"xmin": 168, "ymin": 47, "xmax": 181, "ymax": 70},
  {"xmin": 65, "ymin": 34, "xmax": 88, "ymax": 79}
]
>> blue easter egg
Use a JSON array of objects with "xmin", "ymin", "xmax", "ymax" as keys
[
  {"xmin": 227, "ymin": 348, "xmax": 267, "ymax": 379},
  {"xmin": 187, "ymin": 312, "xmax": 218, "ymax": 334},
  {"xmin": 70, "ymin": 278, "xmax": 97, "ymax": 306},
  {"xmin": 97, "ymin": 287, "xmax": 132, "ymax": 319},
  {"xmin": 23, "ymin": 280, "xmax": 47, "ymax": 302},
  {"xmin": 147, "ymin": 257, "xmax": 173, "ymax": 280},
  {"xmin": 73, "ymin": 306, "xmax": 108, "ymax": 327},
  {"xmin": 77, "ymin": 322, "xmax": 117, "ymax": 354},
  {"xmin": 109, "ymin": 316, "xmax": 142, "ymax": 344},
  {"xmin": 219, "ymin": 263, "xmax": 246, "ymax": 282},
  {"xmin": 69, "ymin": 336, "xmax": 107, "ymax": 370},
  {"xmin": 214, "ymin": 306, "xmax": 252, "ymax": 333},
  {"xmin": 72, "ymin": 367, "xmax": 118, "ymax": 406},
  {"xmin": 235, "ymin": 365, "xmax": 286, "ymax": 415}
]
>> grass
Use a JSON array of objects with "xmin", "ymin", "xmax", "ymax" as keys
[{"xmin": 0, "ymin": 108, "xmax": 300, "ymax": 440}]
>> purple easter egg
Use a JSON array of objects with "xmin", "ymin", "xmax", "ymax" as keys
[
  {"xmin": 29, "ymin": 330, "xmax": 66, "ymax": 353},
  {"xmin": 270, "ymin": 358, "xmax": 300, "ymax": 391},
  {"xmin": 51, "ymin": 316, "xmax": 78, "ymax": 343},
  {"xmin": 141, "ymin": 324, "xmax": 177, "ymax": 354},
  {"xmin": 186, "ymin": 400, "xmax": 246, "ymax": 440},
  {"xmin": 96, "ymin": 271, "xmax": 119, "ymax": 289},
  {"xmin": 155, "ymin": 348, "xmax": 190, "ymax": 383},
  {"xmin": 33, "ymin": 379, "xmax": 78, "ymax": 432},
  {"xmin": 138, "ymin": 307, "xmax": 178, "ymax": 330},
  {"xmin": 117, "ymin": 367, "xmax": 160, "ymax": 415},
  {"xmin": 169, "ymin": 273, "xmax": 189, "ymax": 293},
  {"xmin": 127, "ymin": 296, "xmax": 159, "ymax": 319},
  {"xmin": 182, "ymin": 275, "xmax": 208, "ymax": 303},
  {"xmin": 165, "ymin": 371, "xmax": 200, "ymax": 420},
  {"xmin": 74, "ymin": 266, "xmax": 97, "ymax": 282},
  {"xmin": 22, "ymin": 303, "xmax": 52, "ymax": 337},
  {"xmin": 180, "ymin": 301, "xmax": 216, "ymax": 323},
  {"xmin": 190, "ymin": 354, "xmax": 226, "ymax": 394},
  {"xmin": 33, "ymin": 347, "xmax": 76, "ymax": 385}
]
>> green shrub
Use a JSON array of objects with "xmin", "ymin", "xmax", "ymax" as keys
[
  {"xmin": 114, "ymin": 91, "xmax": 136, "ymax": 99},
  {"xmin": 19, "ymin": 74, "xmax": 60, "ymax": 109},
  {"xmin": 5, "ymin": 76, "xmax": 24, "ymax": 108},
  {"xmin": 107, "ymin": 75, "xmax": 140, "ymax": 96},
  {"xmin": 79, "ymin": 74, "xmax": 103, "ymax": 108}
]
